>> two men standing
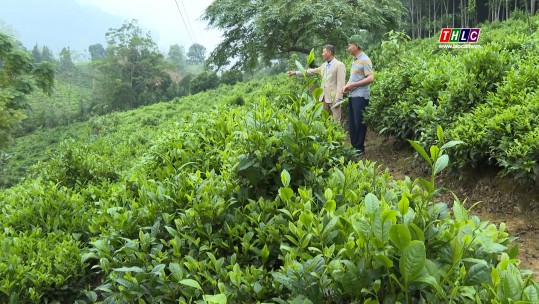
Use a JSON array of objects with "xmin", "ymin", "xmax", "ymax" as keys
[{"xmin": 287, "ymin": 35, "xmax": 374, "ymax": 156}]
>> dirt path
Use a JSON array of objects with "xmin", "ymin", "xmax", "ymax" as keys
[{"xmin": 360, "ymin": 130, "xmax": 539, "ymax": 279}]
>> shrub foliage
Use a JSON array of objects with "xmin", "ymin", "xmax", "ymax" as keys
[{"xmin": 365, "ymin": 16, "xmax": 539, "ymax": 181}]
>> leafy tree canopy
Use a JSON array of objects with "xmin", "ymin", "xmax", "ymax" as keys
[
  {"xmin": 167, "ymin": 44, "xmax": 186, "ymax": 71},
  {"xmin": 88, "ymin": 43, "xmax": 106, "ymax": 61},
  {"xmin": 41, "ymin": 46, "xmax": 54, "ymax": 62},
  {"xmin": 58, "ymin": 47, "xmax": 75, "ymax": 74},
  {"xmin": 220, "ymin": 69, "xmax": 243, "ymax": 85},
  {"xmin": 96, "ymin": 20, "xmax": 172, "ymax": 110},
  {"xmin": 187, "ymin": 43, "xmax": 206, "ymax": 65},
  {"xmin": 0, "ymin": 33, "xmax": 54, "ymax": 147},
  {"xmin": 190, "ymin": 71, "xmax": 219, "ymax": 94},
  {"xmin": 203, "ymin": 0, "xmax": 405, "ymax": 71},
  {"xmin": 32, "ymin": 44, "xmax": 41, "ymax": 62}
]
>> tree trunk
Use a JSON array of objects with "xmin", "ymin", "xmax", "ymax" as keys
[
  {"xmin": 464, "ymin": 0, "xmax": 468, "ymax": 26},
  {"xmin": 460, "ymin": 0, "xmax": 463, "ymax": 26},
  {"xmin": 434, "ymin": 0, "xmax": 437, "ymax": 37},
  {"xmin": 418, "ymin": 7, "xmax": 422, "ymax": 38},
  {"xmin": 444, "ymin": 2, "xmax": 449, "ymax": 26},
  {"xmin": 453, "ymin": 0, "xmax": 456, "ymax": 27},
  {"xmin": 429, "ymin": 0, "xmax": 432, "ymax": 37},
  {"xmin": 494, "ymin": 0, "xmax": 496, "ymax": 22},
  {"xmin": 410, "ymin": 0, "xmax": 415, "ymax": 39}
]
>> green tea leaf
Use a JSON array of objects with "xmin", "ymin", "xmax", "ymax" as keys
[
  {"xmin": 419, "ymin": 178, "xmax": 434, "ymax": 194},
  {"xmin": 441, "ymin": 140, "xmax": 464, "ymax": 150},
  {"xmin": 307, "ymin": 49, "xmax": 315, "ymax": 65},
  {"xmin": 453, "ymin": 200, "xmax": 468, "ymax": 222},
  {"xmin": 430, "ymin": 145, "xmax": 440, "ymax": 162},
  {"xmin": 254, "ymin": 282, "xmax": 264, "ymax": 297},
  {"xmin": 313, "ymin": 87, "xmax": 324, "ymax": 101},
  {"xmin": 332, "ymin": 168, "xmax": 346, "ymax": 184},
  {"xmin": 374, "ymin": 253, "xmax": 394, "ymax": 268},
  {"xmin": 415, "ymin": 275, "xmax": 444, "ymax": 296},
  {"xmin": 295, "ymin": 60, "xmax": 306, "ymax": 74},
  {"xmin": 203, "ymin": 293, "xmax": 227, "ymax": 304},
  {"xmin": 324, "ymin": 188, "xmax": 334, "ymax": 201},
  {"xmin": 399, "ymin": 240, "xmax": 426, "ymax": 283},
  {"xmin": 179, "ymin": 279, "xmax": 203, "ymax": 290},
  {"xmin": 436, "ymin": 125, "xmax": 444, "ymax": 143},
  {"xmin": 169, "ymin": 263, "xmax": 182, "ymax": 281},
  {"xmin": 407, "ymin": 139, "xmax": 432, "ymax": 166},
  {"xmin": 281, "ymin": 169, "xmax": 291, "ymax": 187},
  {"xmin": 299, "ymin": 212, "xmax": 312, "ymax": 228},
  {"xmin": 113, "ymin": 266, "xmax": 145, "ymax": 273},
  {"xmin": 508, "ymin": 244, "xmax": 519, "ymax": 259},
  {"xmin": 279, "ymin": 187, "xmax": 294, "ymax": 202},
  {"xmin": 524, "ymin": 285, "xmax": 539, "ymax": 302},
  {"xmin": 237, "ymin": 155, "xmax": 257, "ymax": 171},
  {"xmin": 409, "ymin": 222, "xmax": 425, "ymax": 241},
  {"xmin": 398, "ymin": 195, "xmax": 410, "ymax": 216},
  {"xmin": 377, "ymin": 210, "xmax": 398, "ymax": 244},
  {"xmin": 464, "ymin": 263, "xmax": 492, "ymax": 285},
  {"xmin": 491, "ymin": 267, "xmax": 500, "ymax": 286},
  {"xmin": 81, "ymin": 252, "xmax": 98, "ymax": 263},
  {"xmin": 325, "ymin": 200, "xmax": 336, "ymax": 213},
  {"xmin": 502, "ymin": 270, "xmax": 521, "ymax": 300},
  {"xmin": 365, "ymin": 193, "xmax": 380, "ymax": 215},
  {"xmin": 389, "ymin": 224, "xmax": 412, "ymax": 251},
  {"xmin": 434, "ymin": 154, "xmax": 449, "ymax": 175},
  {"xmin": 353, "ymin": 218, "xmax": 371, "ymax": 242}
]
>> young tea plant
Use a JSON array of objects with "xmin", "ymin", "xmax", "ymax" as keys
[{"xmin": 407, "ymin": 125, "xmax": 463, "ymax": 200}]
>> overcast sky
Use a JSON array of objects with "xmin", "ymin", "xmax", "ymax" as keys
[
  {"xmin": 77, "ymin": 0, "xmax": 222, "ymax": 51},
  {"xmin": 0, "ymin": 0, "xmax": 222, "ymax": 56}
]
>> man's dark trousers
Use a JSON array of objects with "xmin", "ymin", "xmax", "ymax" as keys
[{"xmin": 348, "ymin": 96, "xmax": 369, "ymax": 152}]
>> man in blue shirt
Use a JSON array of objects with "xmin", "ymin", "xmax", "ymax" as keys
[{"xmin": 341, "ymin": 35, "xmax": 375, "ymax": 156}]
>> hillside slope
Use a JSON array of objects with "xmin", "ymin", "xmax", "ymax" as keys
[{"xmin": 0, "ymin": 77, "xmax": 289, "ymax": 188}]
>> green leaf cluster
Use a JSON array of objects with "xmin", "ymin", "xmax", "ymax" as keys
[
  {"xmin": 203, "ymin": 0, "xmax": 404, "ymax": 71},
  {"xmin": 0, "ymin": 32, "xmax": 54, "ymax": 147}
]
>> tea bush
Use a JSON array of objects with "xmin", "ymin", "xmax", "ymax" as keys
[
  {"xmin": 366, "ymin": 15, "xmax": 539, "ymax": 181},
  {"xmin": 0, "ymin": 231, "xmax": 85, "ymax": 303}
]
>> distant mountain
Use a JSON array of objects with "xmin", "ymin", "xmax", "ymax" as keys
[{"xmin": 0, "ymin": 0, "xmax": 124, "ymax": 58}]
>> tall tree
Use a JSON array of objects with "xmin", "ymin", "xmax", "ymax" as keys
[
  {"xmin": 203, "ymin": 0, "xmax": 404, "ymax": 71},
  {"xmin": 97, "ymin": 20, "xmax": 171, "ymax": 110},
  {"xmin": 88, "ymin": 43, "xmax": 106, "ymax": 61},
  {"xmin": 187, "ymin": 43, "xmax": 206, "ymax": 65},
  {"xmin": 167, "ymin": 44, "xmax": 186, "ymax": 70},
  {"xmin": 32, "ymin": 44, "xmax": 41, "ymax": 62},
  {"xmin": 0, "ymin": 33, "xmax": 54, "ymax": 147},
  {"xmin": 41, "ymin": 46, "xmax": 54, "ymax": 62},
  {"xmin": 58, "ymin": 47, "xmax": 75, "ymax": 75}
]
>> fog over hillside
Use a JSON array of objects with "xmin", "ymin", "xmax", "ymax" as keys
[{"xmin": 0, "ymin": 0, "xmax": 125, "ymax": 57}]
